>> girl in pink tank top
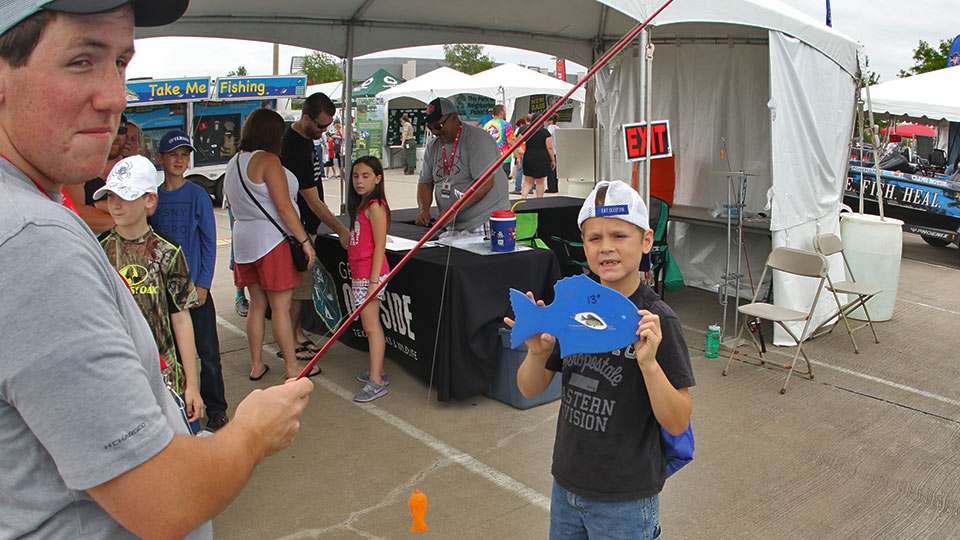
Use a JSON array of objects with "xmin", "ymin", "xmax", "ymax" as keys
[{"xmin": 347, "ymin": 156, "xmax": 392, "ymax": 402}]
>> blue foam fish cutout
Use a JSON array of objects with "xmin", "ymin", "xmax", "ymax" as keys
[{"xmin": 509, "ymin": 274, "xmax": 642, "ymax": 358}]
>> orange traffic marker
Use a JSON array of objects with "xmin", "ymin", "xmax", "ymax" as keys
[{"xmin": 408, "ymin": 489, "xmax": 429, "ymax": 533}]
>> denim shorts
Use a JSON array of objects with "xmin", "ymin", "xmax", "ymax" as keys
[{"xmin": 550, "ymin": 480, "xmax": 661, "ymax": 540}]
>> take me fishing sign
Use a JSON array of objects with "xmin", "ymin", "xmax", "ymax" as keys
[{"xmin": 622, "ymin": 120, "xmax": 671, "ymax": 162}]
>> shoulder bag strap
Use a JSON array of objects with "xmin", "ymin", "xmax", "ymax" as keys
[{"xmin": 235, "ymin": 153, "xmax": 290, "ymax": 238}]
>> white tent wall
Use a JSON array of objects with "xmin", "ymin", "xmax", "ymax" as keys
[
  {"xmin": 595, "ymin": 29, "xmax": 855, "ymax": 345},
  {"xmin": 595, "ymin": 38, "xmax": 772, "ymax": 298},
  {"xmin": 768, "ymin": 31, "xmax": 855, "ymax": 344}
]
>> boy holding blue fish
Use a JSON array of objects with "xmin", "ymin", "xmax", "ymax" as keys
[{"xmin": 507, "ymin": 180, "xmax": 694, "ymax": 539}]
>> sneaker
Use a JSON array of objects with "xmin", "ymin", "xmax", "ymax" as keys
[
  {"xmin": 353, "ymin": 381, "xmax": 389, "ymax": 403},
  {"xmin": 356, "ymin": 371, "xmax": 390, "ymax": 386},
  {"xmin": 205, "ymin": 412, "xmax": 229, "ymax": 432},
  {"xmin": 235, "ymin": 296, "xmax": 249, "ymax": 317}
]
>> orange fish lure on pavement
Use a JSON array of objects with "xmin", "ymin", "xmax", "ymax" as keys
[{"xmin": 408, "ymin": 489, "xmax": 429, "ymax": 533}]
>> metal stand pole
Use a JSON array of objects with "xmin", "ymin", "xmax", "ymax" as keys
[
  {"xmin": 863, "ymin": 82, "xmax": 886, "ymax": 220},
  {"xmin": 719, "ymin": 171, "xmax": 748, "ymax": 346},
  {"xmin": 341, "ymin": 25, "xmax": 355, "ymax": 215}
]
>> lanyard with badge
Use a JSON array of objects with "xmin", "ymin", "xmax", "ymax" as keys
[{"xmin": 438, "ymin": 124, "xmax": 462, "ymax": 199}]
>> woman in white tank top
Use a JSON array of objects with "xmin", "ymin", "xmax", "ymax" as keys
[{"xmin": 222, "ymin": 109, "xmax": 321, "ymax": 380}]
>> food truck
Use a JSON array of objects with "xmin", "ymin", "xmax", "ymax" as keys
[{"xmin": 125, "ymin": 75, "xmax": 307, "ymax": 205}]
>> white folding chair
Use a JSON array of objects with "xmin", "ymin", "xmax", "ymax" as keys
[
  {"xmin": 722, "ymin": 247, "xmax": 829, "ymax": 394},
  {"xmin": 809, "ymin": 233, "xmax": 881, "ymax": 353}
]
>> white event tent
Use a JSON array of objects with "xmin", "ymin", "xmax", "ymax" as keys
[
  {"xmin": 864, "ymin": 68, "xmax": 960, "ymax": 168},
  {"xmin": 306, "ymin": 81, "xmax": 344, "ymax": 103},
  {"xmin": 864, "ymin": 68, "xmax": 960, "ymax": 123},
  {"xmin": 467, "ymin": 63, "xmax": 587, "ymax": 120},
  {"xmin": 141, "ymin": 0, "xmax": 861, "ymax": 343},
  {"xmin": 376, "ymin": 67, "xmax": 475, "ymax": 105}
]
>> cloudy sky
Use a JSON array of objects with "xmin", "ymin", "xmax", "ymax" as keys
[{"xmin": 127, "ymin": 1, "xmax": 959, "ymax": 83}]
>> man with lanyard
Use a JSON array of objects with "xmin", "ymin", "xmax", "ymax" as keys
[
  {"xmin": 415, "ymin": 97, "xmax": 509, "ymax": 236},
  {"xmin": 0, "ymin": 2, "xmax": 314, "ymax": 538}
]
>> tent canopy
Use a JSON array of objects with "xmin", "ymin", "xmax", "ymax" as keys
[
  {"xmin": 379, "ymin": 64, "xmax": 586, "ymax": 120},
  {"xmin": 138, "ymin": 0, "xmax": 858, "ymax": 74},
  {"xmin": 353, "ymin": 68, "xmax": 404, "ymax": 98},
  {"xmin": 865, "ymin": 68, "xmax": 960, "ymax": 123},
  {"xmin": 377, "ymin": 67, "xmax": 474, "ymax": 105},
  {"xmin": 468, "ymin": 63, "xmax": 586, "ymax": 118},
  {"xmin": 306, "ymin": 80, "xmax": 343, "ymax": 102}
]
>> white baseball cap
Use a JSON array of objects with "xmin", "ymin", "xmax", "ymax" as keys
[
  {"xmin": 577, "ymin": 180, "xmax": 650, "ymax": 231},
  {"xmin": 93, "ymin": 155, "xmax": 160, "ymax": 201}
]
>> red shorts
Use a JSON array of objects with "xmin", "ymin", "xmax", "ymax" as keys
[{"xmin": 234, "ymin": 241, "xmax": 302, "ymax": 292}]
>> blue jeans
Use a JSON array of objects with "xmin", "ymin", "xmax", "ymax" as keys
[
  {"xmin": 550, "ymin": 481, "xmax": 661, "ymax": 540},
  {"xmin": 514, "ymin": 162, "xmax": 524, "ymax": 191},
  {"xmin": 190, "ymin": 298, "xmax": 227, "ymax": 417}
]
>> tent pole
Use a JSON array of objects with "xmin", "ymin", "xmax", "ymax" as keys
[
  {"xmin": 643, "ymin": 29, "xmax": 653, "ymax": 210},
  {"xmin": 863, "ymin": 79, "xmax": 885, "ymax": 220},
  {"xmin": 341, "ymin": 25, "xmax": 355, "ymax": 214},
  {"xmin": 855, "ymin": 80, "xmax": 866, "ymax": 214}
]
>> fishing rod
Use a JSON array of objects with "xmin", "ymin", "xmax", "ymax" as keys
[{"xmin": 298, "ymin": 0, "xmax": 678, "ymax": 379}]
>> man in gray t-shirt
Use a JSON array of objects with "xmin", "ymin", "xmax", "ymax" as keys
[
  {"xmin": 0, "ymin": 3, "xmax": 314, "ymax": 538},
  {"xmin": 416, "ymin": 97, "xmax": 508, "ymax": 232}
]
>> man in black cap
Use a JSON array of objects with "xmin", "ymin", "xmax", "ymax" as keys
[
  {"xmin": 0, "ymin": 3, "xmax": 314, "ymax": 538},
  {"xmin": 416, "ymin": 97, "xmax": 508, "ymax": 235}
]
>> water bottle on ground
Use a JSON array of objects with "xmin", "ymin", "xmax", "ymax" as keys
[{"xmin": 705, "ymin": 324, "xmax": 721, "ymax": 358}]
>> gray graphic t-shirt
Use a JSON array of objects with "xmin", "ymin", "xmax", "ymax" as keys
[
  {"xmin": 419, "ymin": 122, "xmax": 508, "ymax": 231},
  {"xmin": 546, "ymin": 283, "xmax": 696, "ymax": 501}
]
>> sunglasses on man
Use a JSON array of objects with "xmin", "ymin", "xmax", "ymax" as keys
[{"xmin": 427, "ymin": 114, "xmax": 450, "ymax": 133}]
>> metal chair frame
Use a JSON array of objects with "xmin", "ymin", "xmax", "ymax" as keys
[
  {"xmin": 808, "ymin": 233, "xmax": 881, "ymax": 353},
  {"xmin": 722, "ymin": 247, "xmax": 829, "ymax": 394}
]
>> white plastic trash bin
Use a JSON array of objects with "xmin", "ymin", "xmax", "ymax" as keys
[
  {"xmin": 567, "ymin": 178, "xmax": 594, "ymax": 198},
  {"xmin": 839, "ymin": 213, "xmax": 903, "ymax": 321}
]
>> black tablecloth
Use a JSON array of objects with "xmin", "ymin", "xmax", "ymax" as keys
[{"xmin": 308, "ymin": 215, "xmax": 561, "ymax": 401}]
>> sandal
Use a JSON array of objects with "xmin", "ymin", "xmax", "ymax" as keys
[
  {"xmin": 277, "ymin": 345, "xmax": 312, "ymax": 359},
  {"xmin": 287, "ymin": 364, "xmax": 322, "ymax": 379},
  {"xmin": 249, "ymin": 364, "xmax": 270, "ymax": 381},
  {"xmin": 300, "ymin": 340, "xmax": 321, "ymax": 353},
  {"xmin": 295, "ymin": 348, "xmax": 315, "ymax": 361}
]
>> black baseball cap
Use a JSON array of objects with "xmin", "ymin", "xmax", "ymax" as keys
[{"xmin": 424, "ymin": 97, "xmax": 458, "ymax": 125}]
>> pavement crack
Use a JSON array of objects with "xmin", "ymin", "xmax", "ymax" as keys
[
  {"xmin": 485, "ymin": 413, "xmax": 556, "ymax": 454},
  {"xmin": 274, "ymin": 456, "xmax": 454, "ymax": 540}
]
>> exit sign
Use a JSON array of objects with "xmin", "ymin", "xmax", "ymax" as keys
[{"xmin": 622, "ymin": 120, "xmax": 672, "ymax": 162}]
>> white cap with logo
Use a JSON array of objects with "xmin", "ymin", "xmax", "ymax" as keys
[
  {"xmin": 577, "ymin": 180, "xmax": 650, "ymax": 231},
  {"xmin": 93, "ymin": 155, "xmax": 160, "ymax": 201}
]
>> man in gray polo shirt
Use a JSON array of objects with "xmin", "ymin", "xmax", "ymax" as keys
[
  {"xmin": 0, "ymin": 2, "xmax": 314, "ymax": 538},
  {"xmin": 416, "ymin": 97, "xmax": 509, "ymax": 235}
]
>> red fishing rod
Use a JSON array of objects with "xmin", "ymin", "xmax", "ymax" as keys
[{"xmin": 298, "ymin": 0, "xmax": 677, "ymax": 379}]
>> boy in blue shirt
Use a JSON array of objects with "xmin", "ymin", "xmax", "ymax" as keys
[
  {"xmin": 150, "ymin": 130, "xmax": 229, "ymax": 432},
  {"xmin": 509, "ymin": 180, "xmax": 695, "ymax": 539}
]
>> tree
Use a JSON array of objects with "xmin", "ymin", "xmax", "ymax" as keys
[
  {"xmin": 226, "ymin": 65, "xmax": 248, "ymax": 77},
  {"xmin": 302, "ymin": 52, "xmax": 343, "ymax": 85},
  {"xmin": 443, "ymin": 44, "xmax": 494, "ymax": 74},
  {"xmin": 898, "ymin": 38, "xmax": 952, "ymax": 77}
]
